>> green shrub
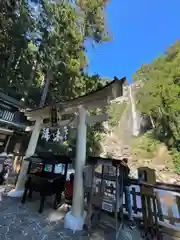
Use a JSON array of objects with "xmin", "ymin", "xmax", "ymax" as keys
[
  {"xmin": 170, "ymin": 149, "xmax": 180, "ymax": 174},
  {"xmin": 132, "ymin": 132, "xmax": 160, "ymax": 159},
  {"xmin": 108, "ymin": 103, "xmax": 126, "ymax": 127}
]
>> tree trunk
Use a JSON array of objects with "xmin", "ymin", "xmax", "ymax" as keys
[{"xmin": 39, "ymin": 71, "xmax": 51, "ymax": 107}]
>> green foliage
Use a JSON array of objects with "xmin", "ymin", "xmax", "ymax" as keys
[
  {"xmin": 0, "ymin": 0, "xmax": 109, "ymax": 106},
  {"xmin": 0, "ymin": 0, "xmax": 110, "ymax": 156},
  {"xmin": 86, "ymin": 124, "xmax": 105, "ymax": 156},
  {"xmin": 108, "ymin": 103, "xmax": 126, "ymax": 127},
  {"xmin": 133, "ymin": 40, "xmax": 180, "ymax": 170},
  {"xmin": 170, "ymin": 149, "xmax": 180, "ymax": 174},
  {"xmin": 132, "ymin": 132, "xmax": 160, "ymax": 159},
  {"xmin": 0, "ymin": 0, "xmax": 34, "ymax": 91}
]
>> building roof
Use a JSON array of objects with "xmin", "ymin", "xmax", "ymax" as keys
[{"xmin": 0, "ymin": 90, "xmax": 25, "ymax": 109}]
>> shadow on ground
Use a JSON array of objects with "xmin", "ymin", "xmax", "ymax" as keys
[{"xmin": 0, "ymin": 193, "xmax": 142, "ymax": 240}]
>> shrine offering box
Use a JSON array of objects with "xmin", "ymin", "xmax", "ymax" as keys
[
  {"xmin": 27, "ymin": 153, "xmax": 70, "ymax": 178},
  {"xmin": 22, "ymin": 152, "xmax": 72, "ymax": 213}
]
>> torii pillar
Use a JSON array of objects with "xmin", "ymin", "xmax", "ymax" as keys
[
  {"xmin": 64, "ymin": 106, "xmax": 87, "ymax": 230},
  {"xmin": 8, "ymin": 117, "xmax": 43, "ymax": 197}
]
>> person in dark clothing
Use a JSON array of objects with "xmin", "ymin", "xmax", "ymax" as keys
[
  {"xmin": 64, "ymin": 173, "xmax": 74, "ymax": 202},
  {"xmin": 121, "ymin": 158, "xmax": 136, "ymax": 229}
]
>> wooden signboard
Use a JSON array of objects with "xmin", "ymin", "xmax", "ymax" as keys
[{"xmin": 138, "ymin": 167, "xmax": 156, "ymax": 195}]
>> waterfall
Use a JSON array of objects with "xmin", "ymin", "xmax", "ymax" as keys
[{"xmin": 129, "ymin": 85, "xmax": 140, "ymax": 137}]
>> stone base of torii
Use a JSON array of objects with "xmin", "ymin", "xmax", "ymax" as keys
[{"xmin": 8, "ymin": 77, "xmax": 126, "ymax": 231}]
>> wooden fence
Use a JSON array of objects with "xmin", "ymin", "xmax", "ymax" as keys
[{"xmin": 95, "ymin": 172, "xmax": 180, "ymax": 229}]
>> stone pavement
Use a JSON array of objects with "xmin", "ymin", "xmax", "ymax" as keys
[{"xmin": 0, "ymin": 192, "xmax": 142, "ymax": 240}]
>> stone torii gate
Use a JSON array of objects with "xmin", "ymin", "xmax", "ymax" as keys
[{"xmin": 8, "ymin": 77, "xmax": 125, "ymax": 231}]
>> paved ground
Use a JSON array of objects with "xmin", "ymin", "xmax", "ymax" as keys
[{"xmin": 0, "ymin": 190, "xmax": 142, "ymax": 240}]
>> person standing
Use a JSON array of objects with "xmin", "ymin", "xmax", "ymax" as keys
[
  {"xmin": 83, "ymin": 164, "xmax": 94, "ymax": 202},
  {"xmin": 121, "ymin": 158, "xmax": 136, "ymax": 229},
  {"xmin": 83, "ymin": 163, "xmax": 97, "ymax": 230},
  {"xmin": 64, "ymin": 173, "xmax": 74, "ymax": 202},
  {"xmin": 64, "ymin": 173, "xmax": 74, "ymax": 211}
]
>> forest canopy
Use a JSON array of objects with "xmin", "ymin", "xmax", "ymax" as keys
[
  {"xmin": 0, "ymin": 0, "xmax": 109, "ymax": 106},
  {"xmin": 133, "ymin": 40, "xmax": 180, "ymax": 172},
  {"xmin": 0, "ymin": 0, "xmax": 110, "ymax": 156}
]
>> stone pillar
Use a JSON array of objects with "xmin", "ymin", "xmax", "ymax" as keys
[
  {"xmin": 8, "ymin": 118, "xmax": 42, "ymax": 197},
  {"xmin": 64, "ymin": 106, "xmax": 87, "ymax": 231}
]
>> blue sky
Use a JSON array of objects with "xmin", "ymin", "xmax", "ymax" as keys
[{"xmin": 87, "ymin": 0, "xmax": 180, "ymax": 83}]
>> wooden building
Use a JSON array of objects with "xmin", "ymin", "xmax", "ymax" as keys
[{"xmin": 0, "ymin": 90, "xmax": 30, "ymax": 154}]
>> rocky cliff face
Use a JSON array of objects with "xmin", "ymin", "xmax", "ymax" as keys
[{"xmin": 101, "ymin": 84, "xmax": 180, "ymax": 184}]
